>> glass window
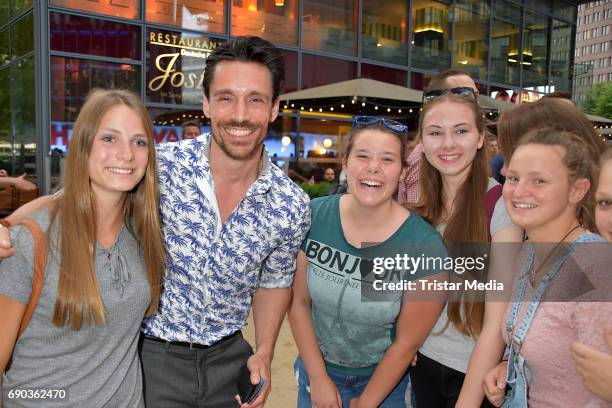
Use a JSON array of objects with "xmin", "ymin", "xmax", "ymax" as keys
[
  {"xmin": 410, "ymin": 71, "xmax": 426, "ymax": 90},
  {"xmin": 146, "ymin": 0, "xmax": 225, "ymax": 35},
  {"xmin": 301, "ymin": 54, "xmax": 356, "ymax": 89},
  {"xmin": 266, "ymin": 116, "xmax": 298, "ymax": 165},
  {"xmin": 10, "ymin": 0, "xmax": 32, "ymax": 16},
  {"xmin": 525, "ymin": 0, "xmax": 551, "ymax": 14},
  {"xmin": 490, "ymin": 0, "xmax": 520, "ymax": 86},
  {"xmin": 522, "ymin": 10, "xmax": 550, "ymax": 89},
  {"xmin": 553, "ymin": 0, "xmax": 578, "ymax": 22},
  {"xmin": 0, "ymin": 1, "xmax": 8, "ymax": 26},
  {"xmin": 50, "ymin": 56, "xmax": 140, "ymax": 140},
  {"xmin": 231, "ymin": 0, "xmax": 297, "ymax": 46},
  {"xmin": 11, "ymin": 56, "xmax": 36, "ymax": 178},
  {"xmin": 361, "ymin": 63, "xmax": 407, "ymax": 86},
  {"xmin": 0, "ymin": 29, "xmax": 8, "ymax": 66},
  {"xmin": 11, "ymin": 13, "xmax": 33, "ymax": 59},
  {"xmin": 411, "ymin": 0, "xmax": 451, "ymax": 71},
  {"xmin": 302, "ymin": 0, "xmax": 357, "ymax": 56},
  {"xmin": 50, "ymin": 12, "xmax": 141, "ymax": 60},
  {"xmin": 50, "ymin": 0, "xmax": 139, "ymax": 20},
  {"xmin": 361, "ymin": 0, "xmax": 408, "ymax": 65},
  {"xmin": 0, "ymin": 68, "xmax": 10, "ymax": 174},
  {"xmin": 550, "ymin": 19, "xmax": 573, "ymax": 92},
  {"xmin": 453, "ymin": 0, "xmax": 489, "ymax": 81},
  {"xmin": 146, "ymin": 28, "xmax": 222, "ymax": 106},
  {"xmin": 282, "ymin": 50, "xmax": 298, "ymax": 93},
  {"xmin": 298, "ymin": 117, "xmax": 350, "ymax": 162}
]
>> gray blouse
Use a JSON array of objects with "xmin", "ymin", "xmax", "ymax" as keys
[{"xmin": 0, "ymin": 208, "xmax": 149, "ymax": 407}]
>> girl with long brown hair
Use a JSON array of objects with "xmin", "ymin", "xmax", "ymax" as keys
[
  {"xmin": 409, "ymin": 93, "xmax": 523, "ymax": 407},
  {"xmin": 0, "ymin": 89, "xmax": 164, "ymax": 407}
]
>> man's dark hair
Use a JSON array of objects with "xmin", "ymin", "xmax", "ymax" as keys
[
  {"xmin": 541, "ymin": 91, "xmax": 573, "ymax": 101},
  {"xmin": 203, "ymin": 36, "xmax": 285, "ymax": 101},
  {"xmin": 426, "ymin": 69, "xmax": 472, "ymax": 92}
]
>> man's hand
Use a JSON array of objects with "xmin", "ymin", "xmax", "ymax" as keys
[
  {"xmin": 571, "ymin": 332, "xmax": 612, "ymax": 402},
  {"xmin": 235, "ymin": 352, "xmax": 271, "ymax": 408},
  {"xmin": 482, "ymin": 360, "xmax": 508, "ymax": 407}
]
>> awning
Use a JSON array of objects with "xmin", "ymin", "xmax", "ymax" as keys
[
  {"xmin": 280, "ymin": 78, "xmax": 612, "ymax": 121},
  {"xmin": 280, "ymin": 78, "xmax": 515, "ymax": 111},
  {"xmin": 586, "ymin": 113, "xmax": 612, "ymax": 124},
  {"xmin": 280, "ymin": 78, "xmax": 423, "ymax": 103}
]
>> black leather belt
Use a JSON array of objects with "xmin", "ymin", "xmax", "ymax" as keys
[{"xmin": 144, "ymin": 331, "xmax": 241, "ymax": 349}]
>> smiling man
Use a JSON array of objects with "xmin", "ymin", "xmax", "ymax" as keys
[
  {"xmin": 139, "ymin": 36, "xmax": 311, "ymax": 408},
  {"xmin": 0, "ymin": 36, "xmax": 310, "ymax": 408}
]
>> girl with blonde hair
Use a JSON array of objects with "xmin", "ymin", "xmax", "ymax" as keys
[{"xmin": 0, "ymin": 89, "xmax": 164, "ymax": 407}]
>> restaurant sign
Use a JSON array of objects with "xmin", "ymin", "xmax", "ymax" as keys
[{"xmin": 146, "ymin": 29, "xmax": 222, "ymax": 105}]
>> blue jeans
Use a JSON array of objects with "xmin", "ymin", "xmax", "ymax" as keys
[{"xmin": 294, "ymin": 356, "xmax": 410, "ymax": 407}]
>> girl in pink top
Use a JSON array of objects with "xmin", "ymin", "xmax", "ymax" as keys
[{"xmin": 483, "ymin": 128, "xmax": 612, "ymax": 407}]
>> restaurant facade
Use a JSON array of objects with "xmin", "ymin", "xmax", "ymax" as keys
[{"xmin": 0, "ymin": 0, "xmax": 586, "ymax": 192}]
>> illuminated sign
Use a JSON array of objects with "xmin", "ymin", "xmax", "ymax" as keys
[
  {"xmin": 146, "ymin": 29, "xmax": 222, "ymax": 105},
  {"xmin": 51, "ymin": 121, "xmax": 206, "ymax": 152}
]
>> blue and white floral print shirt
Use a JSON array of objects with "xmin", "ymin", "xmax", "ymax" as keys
[{"xmin": 142, "ymin": 133, "xmax": 311, "ymax": 344}]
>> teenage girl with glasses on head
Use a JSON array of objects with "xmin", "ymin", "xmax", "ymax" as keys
[
  {"xmin": 288, "ymin": 116, "xmax": 447, "ymax": 408},
  {"xmin": 482, "ymin": 129, "xmax": 612, "ymax": 407},
  {"xmin": 409, "ymin": 92, "xmax": 523, "ymax": 408},
  {"xmin": 0, "ymin": 89, "xmax": 164, "ymax": 407}
]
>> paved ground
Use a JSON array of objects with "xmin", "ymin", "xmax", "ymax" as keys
[{"xmin": 243, "ymin": 316, "xmax": 298, "ymax": 407}]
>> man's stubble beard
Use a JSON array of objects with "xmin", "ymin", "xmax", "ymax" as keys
[{"xmin": 211, "ymin": 125, "xmax": 267, "ymax": 161}]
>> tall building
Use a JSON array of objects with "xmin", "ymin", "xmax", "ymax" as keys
[
  {"xmin": 574, "ymin": 0, "xmax": 612, "ymax": 104},
  {"xmin": 0, "ymin": 0, "xmax": 591, "ymax": 192}
]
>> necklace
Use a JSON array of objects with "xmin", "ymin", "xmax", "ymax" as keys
[{"xmin": 528, "ymin": 224, "xmax": 582, "ymax": 287}]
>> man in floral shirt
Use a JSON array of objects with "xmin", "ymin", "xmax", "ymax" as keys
[
  {"xmin": 0, "ymin": 36, "xmax": 310, "ymax": 408},
  {"xmin": 139, "ymin": 36, "xmax": 310, "ymax": 407}
]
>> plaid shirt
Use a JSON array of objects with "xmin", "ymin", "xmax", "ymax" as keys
[{"xmin": 397, "ymin": 143, "xmax": 422, "ymax": 205}]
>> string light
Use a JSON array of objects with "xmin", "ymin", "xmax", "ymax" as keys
[{"xmin": 374, "ymin": 106, "xmax": 378, "ymax": 110}]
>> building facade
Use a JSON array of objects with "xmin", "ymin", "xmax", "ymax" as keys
[
  {"xmin": 0, "ymin": 0, "xmax": 585, "ymax": 192},
  {"xmin": 574, "ymin": 0, "xmax": 612, "ymax": 104}
]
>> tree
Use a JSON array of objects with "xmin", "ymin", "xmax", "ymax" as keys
[
  {"xmin": 592, "ymin": 81, "xmax": 612, "ymax": 119},
  {"xmin": 582, "ymin": 82, "xmax": 612, "ymax": 119}
]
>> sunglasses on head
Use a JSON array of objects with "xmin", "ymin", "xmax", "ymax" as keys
[
  {"xmin": 422, "ymin": 87, "xmax": 478, "ymax": 103},
  {"xmin": 352, "ymin": 116, "xmax": 408, "ymax": 140}
]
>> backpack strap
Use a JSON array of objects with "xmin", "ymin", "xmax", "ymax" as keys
[
  {"xmin": 7, "ymin": 218, "xmax": 47, "ymax": 337},
  {"xmin": 485, "ymin": 184, "xmax": 503, "ymax": 242}
]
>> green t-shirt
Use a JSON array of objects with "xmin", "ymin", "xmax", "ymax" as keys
[{"xmin": 301, "ymin": 195, "xmax": 447, "ymax": 376}]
